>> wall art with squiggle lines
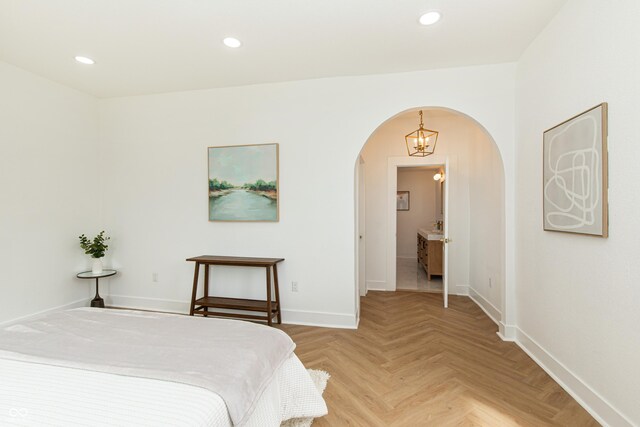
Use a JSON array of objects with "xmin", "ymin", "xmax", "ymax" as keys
[{"xmin": 543, "ymin": 103, "xmax": 608, "ymax": 237}]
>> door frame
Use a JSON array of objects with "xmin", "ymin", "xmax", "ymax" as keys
[
  {"xmin": 387, "ymin": 155, "xmax": 454, "ymax": 304},
  {"xmin": 354, "ymin": 156, "xmax": 366, "ymax": 322},
  {"xmin": 357, "ymin": 157, "xmax": 366, "ymax": 298}
]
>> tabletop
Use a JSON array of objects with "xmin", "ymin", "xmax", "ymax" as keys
[
  {"xmin": 77, "ymin": 270, "xmax": 117, "ymax": 279},
  {"xmin": 186, "ymin": 255, "xmax": 284, "ymax": 266}
]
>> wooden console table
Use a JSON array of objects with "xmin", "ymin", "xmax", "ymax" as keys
[{"xmin": 186, "ymin": 255, "xmax": 284, "ymax": 326}]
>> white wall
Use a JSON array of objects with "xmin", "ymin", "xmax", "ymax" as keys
[
  {"xmin": 516, "ymin": 1, "xmax": 640, "ymax": 425},
  {"xmin": 469, "ymin": 126, "xmax": 505, "ymax": 321},
  {"xmin": 396, "ymin": 168, "xmax": 438, "ymax": 259},
  {"xmin": 0, "ymin": 61, "xmax": 99, "ymax": 324},
  {"xmin": 98, "ymin": 63, "xmax": 517, "ymax": 328}
]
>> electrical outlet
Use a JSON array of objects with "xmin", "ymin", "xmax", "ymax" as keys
[
  {"xmin": 152, "ymin": 273, "xmax": 159, "ymax": 283},
  {"xmin": 291, "ymin": 281, "xmax": 298, "ymax": 292}
]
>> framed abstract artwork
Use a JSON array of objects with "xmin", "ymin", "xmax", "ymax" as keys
[
  {"xmin": 543, "ymin": 103, "xmax": 608, "ymax": 237},
  {"xmin": 208, "ymin": 143, "xmax": 279, "ymax": 222},
  {"xmin": 397, "ymin": 191, "xmax": 410, "ymax": 211}
]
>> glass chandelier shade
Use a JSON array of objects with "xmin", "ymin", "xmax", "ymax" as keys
[{"xmin": 405, "ymin": 110, "xmax": 439, "ymax": 157}]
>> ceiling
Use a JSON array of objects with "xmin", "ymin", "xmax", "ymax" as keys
[{"xmin": 0, "ymin": 0, "xmax": 566, "ymax": 98}]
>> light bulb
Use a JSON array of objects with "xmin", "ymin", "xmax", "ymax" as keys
[
  {"xmin": 223, "ymin": 37, "xmax": 242, "ymax": 48},
  {"xmin": 419, "ymin": 11, "xmax": 441, "ymax": 26},
  {"xmin": 75, "ymin": 56, "xmax": 95, "ymax": 65}
]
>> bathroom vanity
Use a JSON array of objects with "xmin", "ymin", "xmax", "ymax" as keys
[{"xmin": 417, "ymin": 229, "xmax": 443, "ymax": 281}]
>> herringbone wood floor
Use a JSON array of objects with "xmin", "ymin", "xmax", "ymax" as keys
[{"xmin": 279, "ymin": 292, "xmax": 599, "ymax": 426}]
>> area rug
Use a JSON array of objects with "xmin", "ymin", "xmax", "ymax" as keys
[{"xmin": 281, "ymin": 369, "xmax": 330, "ymax": 427}]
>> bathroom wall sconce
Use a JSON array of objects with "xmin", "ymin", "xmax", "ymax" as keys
[{"xmin": 433, "ymin": 172, "xmax": 444, "ymax": 181}]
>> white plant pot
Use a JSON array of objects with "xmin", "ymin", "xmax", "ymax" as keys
[{"xmin": 91, "ymin": 258, "xmax": 103, "ymax": 274}]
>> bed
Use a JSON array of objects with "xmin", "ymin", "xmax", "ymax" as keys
[{"xmin": 0, "ymin": 308, "xmax": 327, "ymax": 426}]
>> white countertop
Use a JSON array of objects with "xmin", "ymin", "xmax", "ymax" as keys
[{"xmin": 418, "ymin": 228, "xmax": 444, "ymax": 241}]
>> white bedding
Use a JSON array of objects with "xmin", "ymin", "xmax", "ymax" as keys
[
  {"xmin": 0, "ymin": 308, "xmax": 298, "ymax": 425},
  {"xmin": 0, "ymin": 353, "xmax": 326, "ymax": 426}
]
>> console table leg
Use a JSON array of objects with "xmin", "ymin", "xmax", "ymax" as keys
[
  {"xmin": 203, "ymin": 264, "xmax": 210, "ymax": 316},
  {"xmin": 189, "ymin": 262, "xmax": 200, "ymax": 316},
  {"xmin": 266, "ymin": 266, "xmax": 272, "ymax": 326},
  {"xmin": 273, "ymin": 264, "xmax": 282, "ymax": 324}
]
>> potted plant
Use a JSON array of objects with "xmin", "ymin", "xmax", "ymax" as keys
[{"xmin": 79, "ymin": 231, "xmax": 110, "ymax": 274}]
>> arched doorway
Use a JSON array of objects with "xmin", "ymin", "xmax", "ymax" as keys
[{"xmin": 355, "ymin": 107, "xmax": 507, "ymax": 330}]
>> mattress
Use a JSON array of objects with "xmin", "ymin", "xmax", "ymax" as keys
[{"xmin": 0, "ymin": 352, "xmax": 326, "ymax": 426}]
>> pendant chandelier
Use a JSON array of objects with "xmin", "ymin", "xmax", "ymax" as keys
[{"xmin": 405, "ymin": 110, "xmax": 439, "ymax": 157}]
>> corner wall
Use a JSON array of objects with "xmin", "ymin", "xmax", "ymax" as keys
[
  {"xmin": 469, "ymin": 126, "xmax": 505, "ymax": 323},
  {"xmin": 0, "ymin": 61, "xmax": 100, "ymax": 324},
  {"xmin": 516, "ymin": 0, "xmax": 640, "ymax": 424}
]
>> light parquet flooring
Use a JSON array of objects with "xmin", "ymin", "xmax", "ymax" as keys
[{"xmin": 279, "ymin": 291, "xmax": 599, "ymax": 427}]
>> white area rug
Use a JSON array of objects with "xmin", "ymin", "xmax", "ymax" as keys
[{"xmin": 281, "ymin": 369, "xmax": 330, "ymax": 427}]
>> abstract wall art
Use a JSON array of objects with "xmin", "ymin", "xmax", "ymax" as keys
[
  {"xmin": 543, "ymin": 103, "xmax": 608, "ymax": 237},
  {"xmin": 208, "ymin": 143, "xmax": 279, "ymax": 222}
]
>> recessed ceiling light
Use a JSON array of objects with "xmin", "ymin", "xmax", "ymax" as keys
[
  {"xmin": 223, "ymin": 37, "xmax": 242, "ymax": 48},
  {"xmin": 75, "ymin": 56, "xmax": 95, "ymax": 65},
  {"xmin": 419, "ymin": 11, "xmax": 441, "ymax": 26}
]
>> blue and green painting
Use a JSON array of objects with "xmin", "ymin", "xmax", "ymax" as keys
[{"xmin": 208, "ymin": 143, "xmax": 278, "ymax": 221}]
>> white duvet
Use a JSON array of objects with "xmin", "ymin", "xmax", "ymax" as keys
[
  {"xmin": 0, "ymin": 353, "xmax": 326, "ymax": 426},
  {"xmin": 0, "ymin": 308, "xmax": 302, "ymax": 425}
]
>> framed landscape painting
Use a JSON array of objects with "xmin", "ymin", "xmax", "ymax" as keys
[
  {"xmin": 208, "ymin": 143, "xmax": 279, "ymax": 222},
  {"xmin": 543, "ymin": 103, "xmax": 608, "ymax": 237}
]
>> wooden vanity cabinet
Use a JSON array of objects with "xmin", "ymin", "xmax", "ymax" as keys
[
  {"xmin": 427, "ymin": 240, "xmax": 443, "ymax": 280},
  {"xmin": 417, "ymin": 234, "xmax": 428, "ymax": 272},
  {"xmin": 417, "ymin": 233, "xmax": 443, "ymax": 281}
]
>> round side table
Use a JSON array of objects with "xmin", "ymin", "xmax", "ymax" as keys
[{"xmin": 76, "ymin": 270, "xmax": 117, "ymax": 308}]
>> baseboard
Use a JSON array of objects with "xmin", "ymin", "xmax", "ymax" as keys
[
  {"xmin": 366, "ymin": 280, "xmax": 388, "ymax": 291},
  {"xmin": 108, "ymin": 294, "xmax": 357, "ymax": 329},
  {"xmin": 2, "ymin": 293, "xmax": 355, "ymax": 331},
  {"xmin": 281, "ymin": 309, "xmax": 357, "ymax": 329},
  {"xmin": 497, "ymin": 322, "xmax": 516, "ymax": 341},
  {"xmin": 465, "ymin": 293, "xmax": 632, "ymax": 425},
  {"xmin": 0, "ymin": 297, "xmax": 91, "ymax": 327},
  {"xmin": 516, "ymin": 328, "xmax": 634, "ymax": 427},
  {"xmin": 455, "ymin": 284, "xmax": 469, "ymax": 296},
  {"xmin": 468, "ymin": 286, "xmax": 502, "ymax": 326},
  {"xmin": 108, "ymin": 294, "xmax": 189, "ymax": 314}
]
